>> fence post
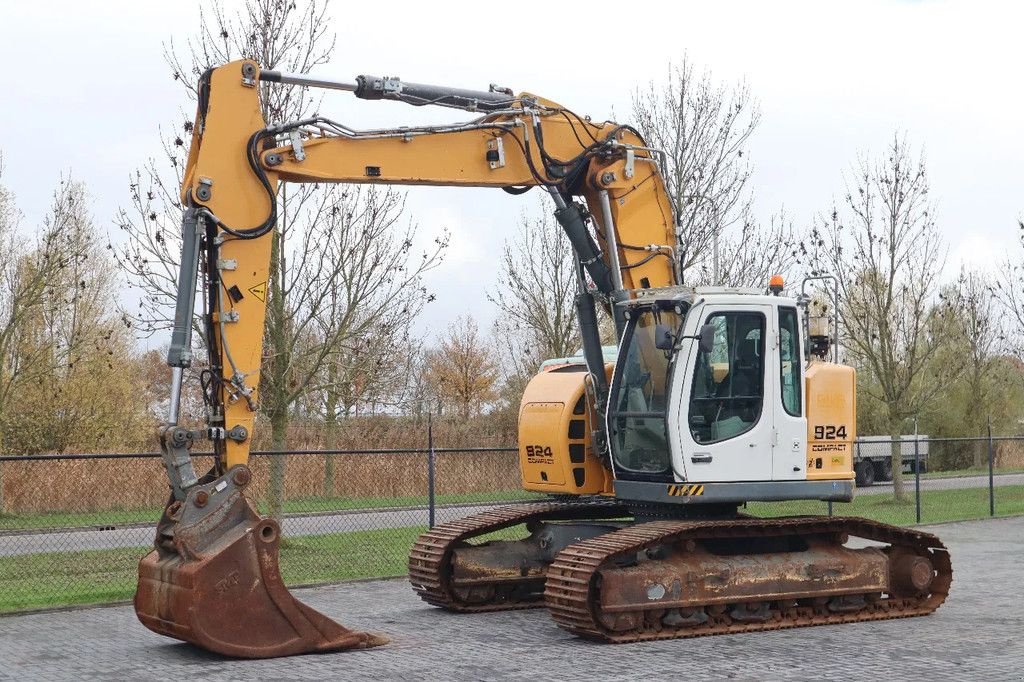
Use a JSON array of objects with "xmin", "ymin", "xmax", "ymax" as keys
[
  {"xmin": 913, "ymin": 424, "xmax": 921, "ymax": 525},
  {"xmin": 988, "ymin": 417, "xmax": 995, "ymax": 517},
  {"xmin": 827, "ymin": 500, "xmax": 833, "ymax": 517},
  {"xmin": 427, "ymin": 413, "xmax": 436, "ymax": 529}
]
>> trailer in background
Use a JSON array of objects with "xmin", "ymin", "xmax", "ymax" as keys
[{"xmin": 853, "ymin": 435, "xmax": 929, "ymax": 487}]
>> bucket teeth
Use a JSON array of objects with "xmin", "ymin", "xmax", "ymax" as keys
[{"xmin": 134, "ymin": 466, "xmax": 387, "ymax": 658}]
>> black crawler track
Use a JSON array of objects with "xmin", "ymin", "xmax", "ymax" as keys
[
  {"xmin": 544, "ymin": 516, "xmax": 952, "ymax": 642},
  {"xmin": 408, "ymin": 501, "xmax": 630, "ymax": 612},
  {"xmin": 409, "ymin": 506, "xmax": 952, "ymax": 643}
]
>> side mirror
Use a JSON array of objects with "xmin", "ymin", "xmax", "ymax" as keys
[
  {"xmin": 654, "ymin": 323, "xmax": 674, "ymax": 351},
  {"xmin": 698, "ymin": 323, "xmax": 715, "ymax": 353}
]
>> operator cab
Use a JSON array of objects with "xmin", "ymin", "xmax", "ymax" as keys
[{"xmin": 607, "ymin": 285, "xmax": 808, "ymax": 485}]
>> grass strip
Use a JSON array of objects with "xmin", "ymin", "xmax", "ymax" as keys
[
  {"xmin": 0, "ymin": 524, "xmax": 529, "ymax": 612},
  {"xmin": 747, "ymin": 484, "xmax": 1024, "ymax": 525}
]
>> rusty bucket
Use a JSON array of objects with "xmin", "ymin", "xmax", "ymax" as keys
[{"xmin": 135, "ymin": 465, "xmax": 388, "ymax": 658}]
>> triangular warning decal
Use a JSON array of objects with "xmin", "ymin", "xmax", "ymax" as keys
[{"xmin": 248, "ymin": 282, "xmax": 267, "ymax": 302}]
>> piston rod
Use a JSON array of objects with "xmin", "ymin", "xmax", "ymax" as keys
[
  {"xmin": 260, "ymin": 70, "xmax": 515, "ymax": 112},
  {"xmin": 259, "ymin": 70, "xmax": 358, "ymax": 92}
]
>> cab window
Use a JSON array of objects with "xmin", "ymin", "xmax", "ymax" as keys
[
  {"xmin": 779, "ymin": 307, "xmax": 802, "ymax": 416},
  {"xmin": 688, "ymin": 311, "xmax": 765, "ymax": 444}
]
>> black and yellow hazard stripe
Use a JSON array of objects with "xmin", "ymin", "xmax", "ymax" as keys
[{"xmin": 666, "ymin": 483, "xmax": 705, "ymax": 497}]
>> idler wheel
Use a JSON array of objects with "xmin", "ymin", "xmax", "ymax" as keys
[{"xmin": 892, "ymin": 554, "xmax": 934, "ymax": 594}]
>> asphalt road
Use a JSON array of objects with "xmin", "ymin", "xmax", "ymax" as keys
[
  {"xmin": 1, "ymin": 516, "xmax": 1021, "ymax": 681},
  {"xmin": 1, "ymin": 473, "xmax": 1021, "ymax": 558},
  {"xmin": 0, "ymin": 503, "xmax": 504, "ymax": 558}
]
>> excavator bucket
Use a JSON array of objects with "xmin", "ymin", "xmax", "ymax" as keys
[{"xmin": 135, "ymin": 465, "xmax": 387, "ymax": 658}]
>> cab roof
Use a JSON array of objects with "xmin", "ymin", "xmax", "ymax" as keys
[{"xmin": 620, "ymin": 285, "xmax": 800, "ymax": 309}]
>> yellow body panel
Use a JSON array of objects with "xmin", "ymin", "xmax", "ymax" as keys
[
  {"xmin": 518, "ymin": 367, "xmax": 613, "ymax": 496},
  {"xmin": 804, "ymin": 362, "xmax": 856, "ymax": 481}
]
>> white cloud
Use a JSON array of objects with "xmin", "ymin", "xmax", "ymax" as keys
[{"xmin": 948, "ymin": 230, "xmax": 1004, "ymax": 277}]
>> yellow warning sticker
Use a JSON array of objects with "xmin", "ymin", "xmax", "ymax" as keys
[{"xmin": 248, "ymin": 282, "xmax": 267, "ymax": 303}]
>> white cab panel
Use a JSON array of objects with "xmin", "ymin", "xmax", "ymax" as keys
[
  {"xmin": 667, "ymin": 298, "xmax": 809, "ymax": 483},
  {"xmin": 671, "ymin": 303, "xmax": 775, "ymax": 482}
]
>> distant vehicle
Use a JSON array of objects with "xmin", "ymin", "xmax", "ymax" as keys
[{"xmin": 854, "ymin": 435, "xmax": 929, "ymax": 487}]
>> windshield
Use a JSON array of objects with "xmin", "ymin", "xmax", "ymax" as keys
[{"xmin": 607, "ymin": 307, "xmax": 681, "ymax": 476}]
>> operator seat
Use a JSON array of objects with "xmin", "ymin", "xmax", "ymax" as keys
[{"xmin": 731, "ymin": 335, "xmax": 761, "ymax": 398}]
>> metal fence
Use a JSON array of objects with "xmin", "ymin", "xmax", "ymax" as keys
[
  {"xmin": 0, "ymin": 433, "xmax": 1022, "ymax": 614},
  {"xmin": 0, "ymin": 444, "xmax": 535, "ymax": 614},
  {"xmin": 757, "ymin": 435, "xmax": 1024, "ymax": 526}
]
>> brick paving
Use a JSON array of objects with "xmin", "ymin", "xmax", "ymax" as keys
[{"xmin": 1, "ymin": 516, "xmax": 1022, "ymax": 681}]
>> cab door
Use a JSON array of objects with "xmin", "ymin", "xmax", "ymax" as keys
[
  {"xmin": 772, "ymin": 305, "xmax": 807, "ymax": 480},
  {"xmin": 674, "ymin": 304, "xmax": 775, "ymax": 482}
]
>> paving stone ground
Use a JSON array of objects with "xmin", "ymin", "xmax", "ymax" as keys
[{"xmin": 1, "ymin": 516, "xmax": 1022, "ymax": 681}]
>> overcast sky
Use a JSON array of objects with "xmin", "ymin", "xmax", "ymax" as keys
[{"xmin": 1, "ymin": 0, "xmax": 1021, "ymax": 349}]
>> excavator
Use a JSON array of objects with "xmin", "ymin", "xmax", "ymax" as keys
[{"xmin": 135, "ymin": 60, "xmax": 951, "ymax": 658}]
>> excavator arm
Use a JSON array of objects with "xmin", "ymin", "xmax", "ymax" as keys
[
  {"xmin": 171, "ymin": 60, "xmax": 676, "ymax": 476},
  {"xmin": 137, "ymin": 59, "xmax": 677, "ymax": 658}
]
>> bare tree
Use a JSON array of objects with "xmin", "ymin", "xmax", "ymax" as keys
[
  {"xmin": 716, "ymin": 208, "xmax": 801, "ymax": 287},
  {"xmin": 0, "ymin": 160, "xmax": 32, "ymax": 441},
  {"xmin": 632, "ymin": 56, "xmax": 763, "ymax": 282},
  {"xmin": 113, "ymin": 1, "xmax": 446, "ymax": 518},
  {"xmin": 114, "ymin": 0, "xmax": 335, "ymax": 339},
  {"xmin": 489, "ymin": 207, "xmax": 581, "ymax": 380},
  {"xmin": 808, "ymin": 135, "xmax": 954, "ymax": 501},
  {"xmin": 0, "ymin": 160, "xmax": 37, "ymax": 512},
  {"xmin": 403, "ymin": 345, "xmax": 440, "ymax": 425},
  {"xmin": 948, "ymin": 270, "xmax": 1002, "ymax": 466},
  {"xmin": 633, "ymin": 57, "xmax": 802, "ymax": 287},
  {"xmin": 0, "ymin": 169, "xmax": 58, "ymax": 424},
  {"xmin": 264, "ymin": 186, "xmax": 445, "ymax": 500},
  {"xmin": 995, "ymin": 219, "xmax": 1024, "ymax": 358},
  {"xmin": 0, "ymin": 174, "xmax": 133, "ymax": 508}
]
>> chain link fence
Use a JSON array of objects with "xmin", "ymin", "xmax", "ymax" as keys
[
  {"xmin": 1, "ymin": 432, "xmax": 1022, "ymax": 613},
  {"xmin": 0, "ymin": 445, "xmax": 539, "ymax": 613}
]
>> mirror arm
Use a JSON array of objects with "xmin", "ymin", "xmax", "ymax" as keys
[{"xmin": 672, "ymin": 334, "xmax": 700, "ymax": 351}]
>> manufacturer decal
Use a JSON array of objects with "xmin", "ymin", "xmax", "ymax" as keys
[
  {"xmin": 814, "ymin": 425, "xmax": 848, "ymax": 440},
  {"xmin": 525, "ymin": 445, "xmax": 554, "ymax": 465}
]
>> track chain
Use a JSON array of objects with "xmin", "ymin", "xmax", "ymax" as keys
[
  {"xmin": 544, "ymin": 515, "xmax": 952, "ymax": 642},
  {"xmin": 408, "ymin": 501, "xmax": 631, "ymax": 612}
]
